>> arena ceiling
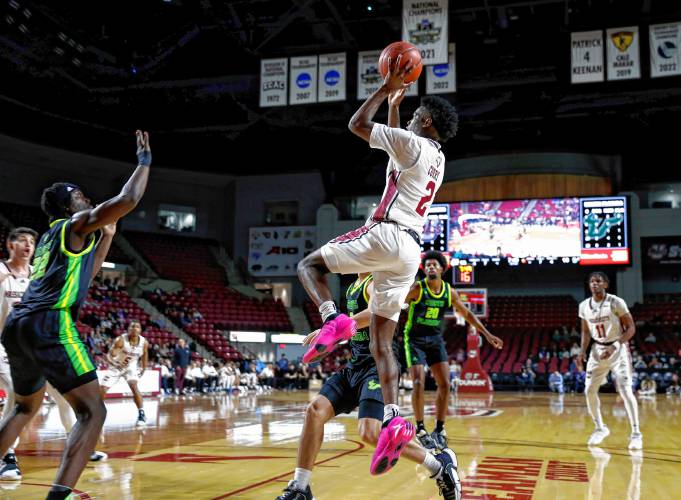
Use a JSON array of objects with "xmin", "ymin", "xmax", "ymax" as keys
[{"xmin": 1, "ymin": 0, "xmax": 680, "ymax": 192}]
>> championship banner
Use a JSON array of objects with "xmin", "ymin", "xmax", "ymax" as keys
[
  {"xmin": 318, "ymin": 53, "xmax": 346, "ymax": 102},
  {"xmin": 357, "ymin": 50, "xmax": 383, "ymax": 100},
  {"xmin": 650, "ymin": 23, "xmax": 681, "ymax": 78},
  {"xmin": 643, "ymin": 237, "xmax": 681, "ymax": 266},
  {"xmin": 248, "ymin": 226, "xmax": 316, "ymax": 277},
  {"xmin": 426, "ymin": 43, "xmax": 456, "ymax": 94},
  {"xmin": 570, "ymin": 31, "xmax": 604, "ymax": 83},
  {"xmin": 289, "ymin": 56, "xmax": 318, "ymax": 105},
  {"xmin": 402, "ymin": 0, "xmax": 448, "ymax": 65},
  {"xmin": 260, "ymin": 58, "xmax": 287, "ymax": 107},
  {"xmin": 606, "ymin": 26, "xmax": 641, "ymax": 81}
]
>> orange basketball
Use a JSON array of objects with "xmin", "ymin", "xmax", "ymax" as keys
[{"xmin": 378, "ymin": 41, "xmax": 423, "ymax": 84}]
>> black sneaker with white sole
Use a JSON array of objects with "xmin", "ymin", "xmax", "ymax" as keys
[
  {"xmin": 417, "ymin": 429, "xmax": 437, "ymax": 449},
  {"xmin": 275, "ymin": 480, "xmax": 314, "ymax": 500},
  {"xmin": 432, "ymin": 448, "xmax": 461, "ymax": 500},
  {"xmin": 0, "ymin": 453, "xmax": 21, "ymax": 480},
  {"xmin": 431, "ymin": 429, "xmax": 448, "ymax": 450}
]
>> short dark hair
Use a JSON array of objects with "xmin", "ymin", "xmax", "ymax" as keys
[
  {"xmin": 587, "ymin": 271, "xmax": 610, "ymax": 284},
  {"xmin": 422, "ymin": 250, "xmax": 448, "ymax": 270},
  {"xmin": 9, "ymin": 227, "xmax": 38, "ymax": 242},
  {"xmin": 421, "ymin": 96, "xmax": 459, "ymax": 142},
  {"xmin": 40, "ymin": 182, "xmax": 75, "ymax": 221}
]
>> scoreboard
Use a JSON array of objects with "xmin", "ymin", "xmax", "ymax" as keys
[
  {"xmin": 579, "ymin": 196, "xmax": 630, "ymax": 265},
  {"xmin": 453, "ymin": 264, "xmax": 475, "ymax": 285}
]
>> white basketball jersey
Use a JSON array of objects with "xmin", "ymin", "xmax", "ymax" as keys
[
  {"xmin": 112, "ymin": 333, "xmax": 147, "ymax": 368},
  {"xmin": 367, "ymin": 124, "xmax": 446, "ymax": 235},
  {"xmin": 578, "ymin": 293, "xmax": 630, "ymax": 343},
  {"xmin": 0, "ymin": 262, "xmax": 33, "ymax": 327}
]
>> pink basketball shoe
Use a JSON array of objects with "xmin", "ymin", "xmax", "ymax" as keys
[
  {"xmin": 370, "ymin": 416, "xmax": 415, "ymax": 475},
  {"xmin": 302, "ymin": 314, "xmax": 357, "ymax": 364}
]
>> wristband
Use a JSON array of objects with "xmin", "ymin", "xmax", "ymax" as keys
[{"xmin": 137, "ymin": 149, "xmax": 152, "ymax": 167}]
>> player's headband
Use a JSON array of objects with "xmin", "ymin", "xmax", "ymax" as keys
[{"xmin": 54, "ymin": 183, "xmax": 81, "ymax": 208}]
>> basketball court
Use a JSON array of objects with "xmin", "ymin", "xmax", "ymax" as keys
[{"xmin": 2, "ymin": 391, "xmax": 678, "ymax": 499}]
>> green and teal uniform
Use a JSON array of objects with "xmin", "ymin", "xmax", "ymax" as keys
[
  {"xmin": 403, "ymin": 279, "xmax": 451, "ymax": 368},
  {"xmin": 2, "ymin": 218, "xmax": 100, "ymax": 395},
  {"xmin": 319, "ymin": 275, "xmax": 384, "ymax": 420}
]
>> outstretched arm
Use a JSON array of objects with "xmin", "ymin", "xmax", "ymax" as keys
[
  {"xmin": 69, "ymin": 131, "xmax": 152, "ymax": 249},
  {"xmin": 348, "ymin": 56, "xmax": 413, "ymax": 142},
  {"xmin": 452, "ymin": 291, "xmax": 503, "ymax": 349},
  {"xmin": 90, "ymin": 223, "xmax": 116, "ymax": 283}
]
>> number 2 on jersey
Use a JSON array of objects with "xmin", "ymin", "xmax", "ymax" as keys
[
  {"xmin": 595, "ymin": 324, "xmax": 606, "ymax": 339},
  {"xmin": 416, "ymin": 181, "xmax": 436, "ymax": 216}
]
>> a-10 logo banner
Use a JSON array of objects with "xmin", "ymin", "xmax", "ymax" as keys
[{"xmin": 248, "ymin": 226, "xmax": 316, "ymax": 276}]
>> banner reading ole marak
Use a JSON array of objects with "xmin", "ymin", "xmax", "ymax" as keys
[{"xmin": 402, "ymin": 0, "xmax": 449, "ymax": 65}]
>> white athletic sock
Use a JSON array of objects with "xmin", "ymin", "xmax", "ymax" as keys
[
  {"xmin": 383, "ymin": 404, "xmax": 400, "ymax": 424},
  {"xmin": 318, "ymin": 301, "xmax": 338, "ymax": 323},
  {"xmin": 585, "ymin": 384, "xmax": 605, "ymax": 429},
  {"xmin": 6, "ymin": 447, "xmax": 14, "ymax": 456},
  {"xmin": 423, "ymin": 452, "xmax": 441, "ymax": 476},
  {"xmin": 294, "ymin": 467, "xmax": 312, "ymax": 489},
  {"xmin": 619, "ymin": 384, "xmax": 641, "ymax": 435}
]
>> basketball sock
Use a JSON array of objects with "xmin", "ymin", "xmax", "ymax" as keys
[
  {"xmin": 422, "ymin": 452, "xmax": 441, "ymax": 477},
  {"xmin": 319, "ymin": 301, "xmax": 338, "ymax": 323},
  {"xmin": 585, "ymin": 384, "xmax": 605, "ymax": 429},
  {"xmin": 383, "ymin": 404, "xmax": 400, "ymax": 425},
  {"xmin": 416, "ymin": 420, "xmax": 425, "ymax": 432},
  {"xmin": 435, "ymin": 420, "xmax": 445, "ymax": 433},
  {"xmin": 294, "ymin": 467, "xmax": 311, "ymax": 489},
  {"xmin": 46, "ymin": 485, "xmax": 72, "ymax": 500}
]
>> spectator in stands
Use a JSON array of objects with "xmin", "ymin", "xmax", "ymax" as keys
[
  {"xmin": 160, "ymin": 359, "xmax": 173, "ymax": 394},
  {"xmin": 242, "ymin": 362, "xmax": 258, "ymax": 390},
  {"xmin": 570, "ymin": 342, "xmax": 581, "ymax": 358},
  {"xmin": 666, "ymin": 374, "xmax": 681, "ymax": 395},
  {"xmin": 309, "ymin": 363, "xmax": 325, "ymax": 381},
  {"xmin": 297, "ymin": 363, "xmax": 309, "ymax": 390},
  {"xmin": 258, "ymin": 363, "xmax": 275, "ymax": 389},
  {"xmin": 548, "ymin": 371, "xmax": 564, "ymax": 394},
  {"xmin": 517, "ymin": 367, "xmax": 534, "ymax": 391},
  {"xmin": 537, "ymin": 346, "xmax": 548, "ymax": 361},
  {"xmin": 278, "ymin": 353, "xmax": 289, "ymax": 372},
  {"xmin": 449, "ymin": 360, "xmax": 461, "ymax": 392},
  {"xmin": 644, "ymin": 332, "xmax": 657, "ymax": 343},
  {"xmin": 203, "ymin": 362, "xmax": 218, "ymax": 392},
  {"xmin": 638, "ymin": 378, "xmax": 657, "ymax": 397},
  {"xmin": 572, "ymin": 365, "xmax": 586, "ymax": 393},
  {"xmin": 192, "ymin": 308, "xmax": 204, "ymax": 321},
  {"xmin": 284, "ymin": 363, "xmax": 298, "ymax": 390},
  {"xmin": 455, "ymin": 348, "xmax": 465, "ymax": 364},
  {"xmin": 633, "ymin": 355, "xmax": 647, "ymax": 370},
  {"xmin": 173, "ymin": 339, "xmax": 191, "ymax": 395}
]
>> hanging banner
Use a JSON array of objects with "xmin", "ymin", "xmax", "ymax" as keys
[
  {"xmin": 650, "ymin": 23, "xmax": 681, "ymax": 78},
  {"xmin": 571, "ymin": 31, "xmax": 604, "ymax": 83},
  {"xmin": 426, "ymin": 43, "xmax": 456, "ymax": 94},
  {"xmin": 402, "ymin": 0, "xmax": 448, "ymax": 65},
  {"xmin": 248, "ymin": 226, "xmax": 316, "ymax": 277},
  {"xmin": 357, "ymin": 50, "xmax": 383, "ymax": 100},
  {"xmin": 318, "ymin": 53, "xmax": 346, "ymax": 102},
  {"xmin": 289, "ymin": 56, "xmax": 318, "ymax": 105},
  {"xmin": 606, "ymin": 26, "xmax": 641, "ymax": 81},
  {"xmin": 260, "ymin": 58, "xmax": 287, "ymax": 107}
]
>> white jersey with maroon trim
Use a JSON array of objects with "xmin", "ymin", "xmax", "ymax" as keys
[
  {"xmin": 0, "ymin": 262, "xmax": 33, "ymax": 328},
  {"xmin": 111, "ymin": 333, "xmax": 147, "ymax": 370},
  {"xmin": 578, "ymin": 293, "xmax": 630, "ymax": 344},
  {"xmin": 367, "ymin": 123, "xmax": 446, "ymax": 235}
]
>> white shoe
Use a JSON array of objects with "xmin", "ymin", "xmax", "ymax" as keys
[
  {"xmin": 628, "ymin": 433, "xmax": 643, "ymax": 450},
  {"xmin": 90, "ymin": 451, "xmax": 108, "ymax": 462},
  {"xmin": 588, "ymin": 426, "xmax": 610, "ymax": 446}
]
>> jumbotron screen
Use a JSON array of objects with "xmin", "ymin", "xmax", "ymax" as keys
[{"xmin": 421, "ymin": 196, "xmax": 630, "ymax": 266}]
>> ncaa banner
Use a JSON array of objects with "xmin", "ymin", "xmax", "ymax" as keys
[
  {"xmin": 318, "ymin": 53, "xmax": 346, "ymax": 102},
  {"xmin": 357, "ymin": 50, "xmax": 383, "ymax": 99},
  {"xmin": 571, "ymin": 31, "xmax": 604, "ymax": 83},
  {"xmin": 426, "ymin": 43, "xmax": 456, "ymax": 94},
  {"xmin": 260, "ymin": 58, "xmax": 287, "ymax": 107},
  {"xmin": 606, "ymin": 26, "xmax": 641, "ymax": 80},
  {"xmin": 248, "ymin": 226, "xmax": 316, "ymax": 277},
  {"xmin": 289, "ymin": 56, "xmax": 318, "ymax": 105},
  {"xmin": 402, "ymin": 0, "xmax": 448, "ymax": 65},
  {"xmin": 650, "ymin": 23, "xmax": 681, "ymax": 78}
]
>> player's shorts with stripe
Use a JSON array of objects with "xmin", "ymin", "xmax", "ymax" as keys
[
  {"xmin": 319, "ymin": 364, "xmax": 384, "ymax": 420},
  {"xmin": 404, "ymin": 334, "xmax": 448, "ymax": 368},
  {"xmin": 1, "ymin": 309, "xmax": 97, "ymax": 395},
  {"xmin": 586, "ymin": 341, "xmax": 633, "ymax": 387},
  {"xmin": 101, "ymin": 364, "xmax": 140, "ymax": 388},
  {"xmin": 321, "ymin": 221, "xmax": 421, "ymax": 322}
]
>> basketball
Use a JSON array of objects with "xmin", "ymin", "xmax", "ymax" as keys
[{"xmin": 378, "ymin": 41, "xmax": 423, "ymax": 84}]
